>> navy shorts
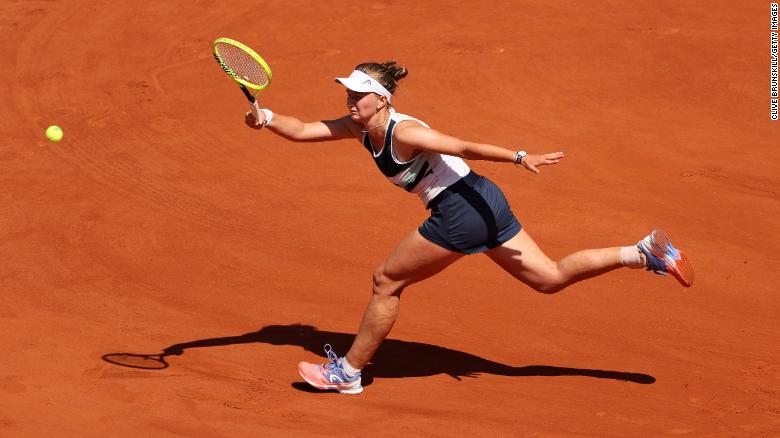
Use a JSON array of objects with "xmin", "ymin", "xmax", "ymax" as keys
[{"xmin": 419, "ymin": 172, "xmax": 522, "ymax": 254}]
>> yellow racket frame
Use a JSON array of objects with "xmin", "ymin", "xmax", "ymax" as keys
[{"xmin": 213, "ymin": 37, "xmax": 273, "ymax": 91}]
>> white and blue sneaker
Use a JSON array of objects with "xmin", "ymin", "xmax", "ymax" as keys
[
  {"xmin": 298, "ymin": 344, "xmax": 363, "ymax": 395},
  {"xmin": 638, "ymin": 229, "xmax": 694, "ymax": 287}
]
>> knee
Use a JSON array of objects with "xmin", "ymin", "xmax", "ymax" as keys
[{"xmin": 372, "ymin": 265, "xmax": 405, "ymax": 297}]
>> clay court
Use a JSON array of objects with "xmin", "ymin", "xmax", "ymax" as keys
[{"xmin": 2, "ymin": 1, "xmax": 779, "ymax": 436}]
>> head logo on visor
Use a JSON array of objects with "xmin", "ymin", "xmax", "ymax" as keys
[{"xmin": 335, "ymin": 70, "xmax": 393, "ymax": 101}]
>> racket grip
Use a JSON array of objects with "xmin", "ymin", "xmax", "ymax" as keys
[{"xmin": 249, "ymin": 100, "xmax": 262, "ymax": 124}]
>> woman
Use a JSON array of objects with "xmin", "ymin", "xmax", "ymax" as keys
[{"xmin": 244, "ymin": 61, "xmax": 694, "ymax": 395}]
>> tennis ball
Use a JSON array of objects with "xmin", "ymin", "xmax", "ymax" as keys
[{"xmin": 45, "ymin": 125, "xmax": 63, "ymax": 142}]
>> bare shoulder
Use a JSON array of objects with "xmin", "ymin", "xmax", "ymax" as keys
[
  {"xmin": 392, "ymin": 119, "xmax": 464, "ymax": 156},
  {"xmin": 393, "ymin": 120, "xmax": 430, "ymax": 141},
  {"xmin": 345, "ymin": 116, "xmax": 366, "ymax": 139},
  {"xmin": 393, "ymin": 120, "xmax": 442, "ymax": 146},
  {"xmin": 322, "ymin": 115, "xmax": 364, "ymax": 140}
]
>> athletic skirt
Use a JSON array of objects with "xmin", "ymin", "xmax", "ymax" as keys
[{"xmin": 418, "ymin": 171, "xmax": 521, "ymax": 254}]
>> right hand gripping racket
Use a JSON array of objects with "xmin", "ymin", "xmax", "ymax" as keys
[{"xmin": 213, "ymin": 37, "xmax": 273, "ymax": 123}]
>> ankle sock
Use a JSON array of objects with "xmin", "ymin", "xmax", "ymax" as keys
[{"xmin": 341, "ymin": 358, "xmax": 361, "ymax": 377}]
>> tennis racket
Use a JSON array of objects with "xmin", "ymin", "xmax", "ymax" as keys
[{"xmin": 212, "ymin": 37, "xmax": 273, "ymax": 124}]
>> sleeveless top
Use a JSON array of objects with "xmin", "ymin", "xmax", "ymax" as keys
[{"xmin": 361, "ymin": 109, "xmax": 471, "ymax": 205}]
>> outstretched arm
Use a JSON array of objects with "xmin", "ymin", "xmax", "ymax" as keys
[
  {"xmin": 393, "ymin": 124, "xmax": 564, "ymax": 174},
  {"xmin": 245, "ymin": 110, "xmax": 360, "ymax": 142}
]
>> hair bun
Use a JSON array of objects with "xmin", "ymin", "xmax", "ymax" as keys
[
  {"xmin": 393, "ymin": 66, "xmax": 408, "ymax": 81},
  {"xmin": 383, "ymin": 61, "xmax": 408, "ymax": 81}
]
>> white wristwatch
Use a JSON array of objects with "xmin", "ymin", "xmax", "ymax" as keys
[{"xmin": 514, "ymin": 150, "xmax": 527, "ymax": 166}]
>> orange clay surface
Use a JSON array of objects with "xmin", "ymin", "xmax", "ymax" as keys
[{"xmin": 2, "ymin": 1, "xmax": 779, "ymax": 437}]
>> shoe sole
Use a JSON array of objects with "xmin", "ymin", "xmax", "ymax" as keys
[
  {"xmin": 648, "ymin": 230, "xmax": 695, "ymax": 287},
  {"xmin": 298, "ymin": 365, "xmax": 364, "ymax": 395}
]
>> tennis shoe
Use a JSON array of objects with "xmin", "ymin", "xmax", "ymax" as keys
[
  {"xmin": 638, "ymin": 229, "xmax": 694, "ymax": 287},
  {"xmin": 298, "ymin": 344, "xmax": 363, "ymax": 395}
]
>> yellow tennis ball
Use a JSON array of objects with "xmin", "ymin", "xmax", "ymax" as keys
[{"xmin": 45, "ymin": 125, "xmax": 63, "ymax": 142}]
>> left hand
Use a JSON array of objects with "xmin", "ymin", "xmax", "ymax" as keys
[{"xmin": 520, "ymin": 151, "xmax": 565, "ymax": 174}]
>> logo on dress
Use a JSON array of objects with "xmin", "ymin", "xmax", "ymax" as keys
[{"xmin": 397, "ymin": 160, "xmax": 432, "ymax": 192}]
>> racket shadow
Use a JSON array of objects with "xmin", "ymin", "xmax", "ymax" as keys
[
  {"xmin": 101, "ymin": 323, "xmax": 655, "ymax": 385},
  {"xmin": 102, "ymin": 353, "xmax": 169, "ymax": 370}
]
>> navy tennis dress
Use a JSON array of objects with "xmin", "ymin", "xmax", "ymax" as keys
[{"xmin": 362, "ymin": 109, "xmax": 521, "ymax": 254}]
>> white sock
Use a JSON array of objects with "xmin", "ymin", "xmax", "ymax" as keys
[
  {"xmin": 620, "ymin": 246, "xmax": 645, "ymax": 268},
  {"xmin": 341, "ymin": 358, "xmax": 361, "ymax": 377}
]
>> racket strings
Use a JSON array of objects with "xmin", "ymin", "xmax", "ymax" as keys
[{"xmin": 215, "ymin": 43, "xmax": 269, "ymax": 87}]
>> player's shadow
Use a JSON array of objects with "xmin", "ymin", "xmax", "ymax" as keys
[{"xmin": 119, "ymin": 323, "xmax": 654, "ymax": 386}]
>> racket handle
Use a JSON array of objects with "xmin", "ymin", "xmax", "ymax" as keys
[
  {"xmin": 249, "ymin": 100, "xmax": 262, "ymax": 125},
  {"xmin": 239, "ymin": 84, "xmax": 263, "ymax": 124}
]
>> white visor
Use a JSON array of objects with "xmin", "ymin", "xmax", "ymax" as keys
[{"xmin": 335, "ymin": 70, "xmax": 392, "ymax": 101}]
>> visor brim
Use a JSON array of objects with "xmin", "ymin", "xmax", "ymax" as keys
[{"xmin": 334, "ymin": 77, "xmax": 374, "ymax": 93}]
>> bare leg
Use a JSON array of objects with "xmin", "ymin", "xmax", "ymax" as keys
[
  {"xmin": 345, "ymin": 230, "xmax": 464, "ymax": 369},
  {"xmin": 485, "ymin": 228, "xmax": 624, "ymax": 294}
]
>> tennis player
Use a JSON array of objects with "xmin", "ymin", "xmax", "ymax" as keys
[{"xmin": 244, "ymin": 61, "xmax": 694, "ymax": 395}]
